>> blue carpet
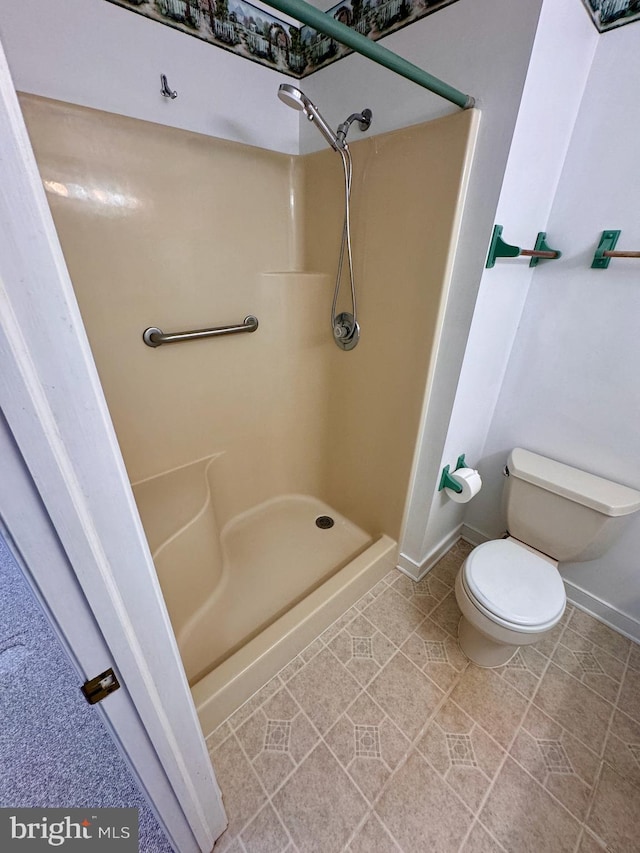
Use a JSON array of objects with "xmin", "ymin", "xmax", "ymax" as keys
[{"xmin": 0, "ymin": 532, "xmax": 174, "ymax": 851}]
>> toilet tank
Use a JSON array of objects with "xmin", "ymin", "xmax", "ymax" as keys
[{"xmin": 504, "ymin": 448, "xmax": 640, "ymax": 562}]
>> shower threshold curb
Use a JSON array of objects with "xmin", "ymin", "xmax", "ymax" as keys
[{"xmin": 193, "ymin": 534, "xmax": 397, "ymax": 737}]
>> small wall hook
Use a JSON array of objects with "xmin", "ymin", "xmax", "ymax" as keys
[{"xmin": 160, "ymin": 74, "xmax": 178, "ymax": 100}]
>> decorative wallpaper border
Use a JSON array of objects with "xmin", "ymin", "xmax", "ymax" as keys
[
  {"xmin": 299, "ymin": 0, "xmax": 459, "ymax": 76},
  {"xmin": 581, "ymin": 0, "xmax": 640, "ymax": 32},
  {"xmin": 104, "ymin": 0, "xmax": 459, "ymax": 78}
]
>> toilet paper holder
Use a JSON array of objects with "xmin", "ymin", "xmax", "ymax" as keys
[{"xmin": 438, "ymin": 454, "xmax": 468, "ymax": 494}]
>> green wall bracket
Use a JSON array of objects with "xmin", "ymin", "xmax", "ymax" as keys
[
  {"xmin": 486, "ymin": 225, "xmax": 562, "ymax": 269},
  {"xmin": 591, "ymin": 230, "xmax": 621, "ymax": 269},
  {"xmin": 439, "ymin": 466, "xmax": 462, "ymax": 493},
  {"xmin": 438, "ymin": 454, "xmax": 468, "ymax": 493},
  {"xmin": 486, "ymin": 225, "xmax": 519, "ymax": 268},
  {"xmin": 528, "ymin": 232, "xmax": 563, "ymax": 267}
]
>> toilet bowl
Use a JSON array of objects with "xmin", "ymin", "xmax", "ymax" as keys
[
  {"xmin": 453, "ymin": 447, "xmax": 640, "ymax": 668},
  {"xmin": 455, "ymin": 537, "xmax": 565, "ymax": 667}
]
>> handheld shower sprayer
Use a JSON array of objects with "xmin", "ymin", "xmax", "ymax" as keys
[
  {"xmin": 277, "ymin": 84, "xmax": 342, "ymax": 151},
  {"xmin": 277, "ymin": 84, "xmax": 373, "ymax": 350}
]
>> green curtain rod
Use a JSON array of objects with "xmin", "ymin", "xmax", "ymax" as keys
[{"xmin": 265, "ymin": 0, "xmax": 475, "ymax": 110}]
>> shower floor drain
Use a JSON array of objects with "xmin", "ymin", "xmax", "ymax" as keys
[{"xmin": 315, "ymin": 515, "xmax": 335, "ymax": 529}]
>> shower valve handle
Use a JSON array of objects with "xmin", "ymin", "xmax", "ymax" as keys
[{"xmin": 334, "ymin": 320, "xmax": 353, "ymax": 340}]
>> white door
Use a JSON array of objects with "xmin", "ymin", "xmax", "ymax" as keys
[{"xmin": 0, "ymin": 37, "xmax": 226, "ymax": 852}]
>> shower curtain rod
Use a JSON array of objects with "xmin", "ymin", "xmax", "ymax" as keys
[{"xmin": 264, "ymin": 0, "xmax": 475, "ymax": 110}]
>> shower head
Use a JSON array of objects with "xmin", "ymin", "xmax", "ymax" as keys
[
  {"xmin": 278, "ymin": 83, "xmax": 309, "ymax": 112},
  {"xmin": 278, "ymin": 83, "xmax": 342, "ymax": 152}
]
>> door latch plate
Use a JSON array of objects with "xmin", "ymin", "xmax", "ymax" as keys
[{"xmin": 81, "ymin": 668, "xmax": 120, "ymax": 705}]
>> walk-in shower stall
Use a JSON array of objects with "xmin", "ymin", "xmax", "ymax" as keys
[{"xmin": 20, "ymin": 85, "xmax": 478, "ymax": 733}]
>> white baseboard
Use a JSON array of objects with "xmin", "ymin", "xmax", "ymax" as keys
[
  {"xmin": 460, "ymin": 523, "xmax": 490, "ymax": 547},
  {"xmin": 395, "ymin": 552, "xmax": 421, "ymax": 578},
  {"xmin": 563, "ymin": 579, "xmax": 640, "ymax": 645},
  {"xmin": 397, "ymin": 524, "xmax": 464, "ymax": 582}
]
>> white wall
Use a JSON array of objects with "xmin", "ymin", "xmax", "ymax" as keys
[
  {"xmin": 302, "ymin": 0, "xmax": 539, "ymax": 152},
  {"xmin": 413, "ymin": 0, "xmax": 598, "ymax": 569},
  {"xmin": 464, "ymin": 21, "xmax": 640, "ymax": 639},
  {"xmin": 0, "ymin": 0, "xmax": 541, "ymax": 160},
  {"xmin": 0, "ymin": 0, "xmax": 299, "ymax": 153},
  {"xmin": 0, "ymin": 0, "xmax": 543, "ymax": 160}
]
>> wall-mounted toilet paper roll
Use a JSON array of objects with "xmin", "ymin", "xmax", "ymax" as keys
[{"xmin": 444, "ymin": 467, "xmax": 482, "ymax": 503}]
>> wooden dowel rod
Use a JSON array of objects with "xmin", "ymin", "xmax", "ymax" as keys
[
  {"xmin": 520, "ymin": 249, "xmax": 559, "ymax": 259},
  {"xmin": 603, "ymin": 250, "xmax": 640, "ymax": 258}
]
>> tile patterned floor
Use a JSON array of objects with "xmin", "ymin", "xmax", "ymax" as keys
[{"xmin": 207, "ymin": 540, "xmax": 640, "ymax": 853}]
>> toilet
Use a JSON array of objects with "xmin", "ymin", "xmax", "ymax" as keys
[{"xmin": 455, "ymin": 447, "xmax": 640, "ymax": 667}]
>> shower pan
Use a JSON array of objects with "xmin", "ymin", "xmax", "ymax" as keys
[
  {"xmin": 132, "ymin": 454, "xmax": 394, "ymax": 726},
  {"xmin": 20, "ymin": 90, "xmax": 479, "ymax": 737}
]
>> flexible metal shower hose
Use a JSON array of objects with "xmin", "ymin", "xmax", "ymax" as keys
[{"xmin": 331, "ymin": 145, "xmax": 357, "ymax": 341}]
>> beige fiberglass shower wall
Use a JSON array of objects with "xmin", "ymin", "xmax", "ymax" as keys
[
  {"xmin": 302, "ymin": 110, "xmax": 476, "ymax": 538},
  {"xmin": 19, "ymin": 92, "xmax": 477, "ymax": 727}
]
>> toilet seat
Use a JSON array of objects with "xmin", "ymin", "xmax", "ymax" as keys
[{"xmin": 462, "ymin": 539, "xmax": 565, "ymax": 633}]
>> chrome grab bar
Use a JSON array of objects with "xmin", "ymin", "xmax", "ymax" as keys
[{"xmin": 143, "ymin": 315, "xmax": 258, "ymax": 348}]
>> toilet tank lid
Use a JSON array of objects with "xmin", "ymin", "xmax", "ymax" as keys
[{"xmin": 508, "ymin": 448, "xmax": 640, "ymax": 517}]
